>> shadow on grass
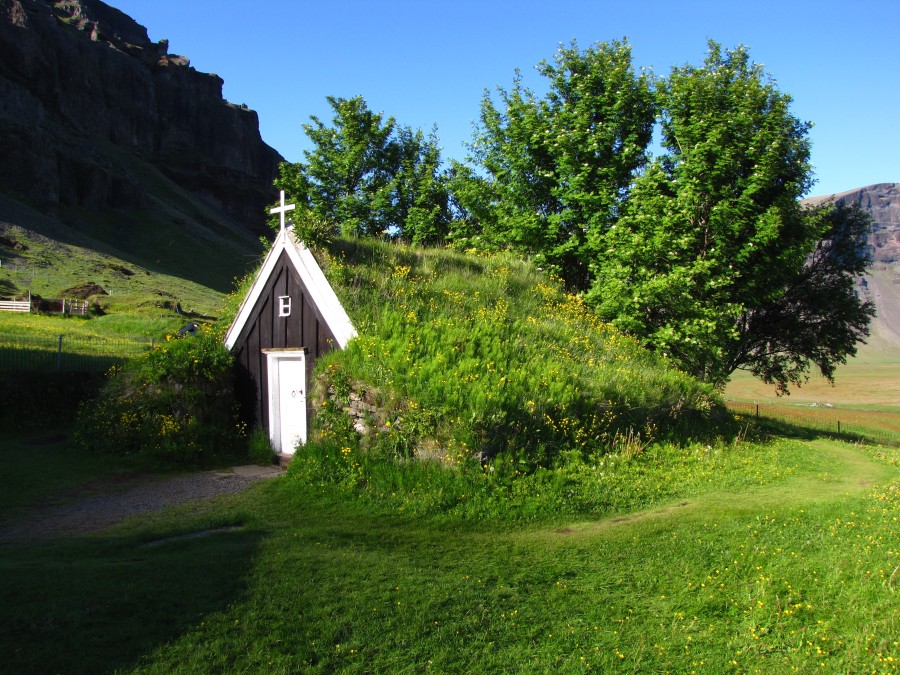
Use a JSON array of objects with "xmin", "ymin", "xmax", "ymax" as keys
[
  {"xmin": 0, "ymin": 527, "xmax": 264, "ymax": 673},
  {"xmin": 0, "ymin": 371, "xmax": 107, "ymax": 433},
  {"xmin": 752, "ymin": 417, "xmax": 895, "ymax": 447},
  {"xmin": 0, "ymin": 278, "xmax": 18, "ymax": 297}
]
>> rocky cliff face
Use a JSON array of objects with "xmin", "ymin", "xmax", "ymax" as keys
[
  {"xmin": 805, "ymin": 183, "xmax": 900, "ymax": 350},
  {"xmin": 0, "ymin": 0, "xmax": 283, "ymax": 228},
  {"xmin": 810, "ymin": 183, "xmax": 900, "ymax": 267}
]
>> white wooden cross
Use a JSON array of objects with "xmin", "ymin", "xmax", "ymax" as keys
[{"xmin": 270, "ymin": 190, "xmax": 296, "ymax": 232}]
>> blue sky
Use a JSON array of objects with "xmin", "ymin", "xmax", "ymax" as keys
[{"xmin": 112, "ymin": 0, "xmax": 898, "ymax": 198}]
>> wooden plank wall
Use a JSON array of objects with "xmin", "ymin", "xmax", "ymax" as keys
[{"xmin": 232, "ymin": 250, "xmax": 340, "ymax": 430}]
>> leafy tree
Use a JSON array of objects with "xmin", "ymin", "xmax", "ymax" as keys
[
  {"xmin": 278, "ymin": 96, "xmax": 393, "ymax": 238},
  {"xmin": 275, "ymin": 96, "xmax": 448, "ymax": 244},
  {"xmin": 724, "ymin": 201, "xmax": 874, "ymax": 393},
  {"xmin": 389, "ymin": 124, "xmax": 451, "ymax": 246},
  {"xmin": 455, "ymin": 40, "xmax": 655, "ymax": 288},
  {"xmin": 585, "ymin": 42, "xmax": 872, "ymax": 392}
]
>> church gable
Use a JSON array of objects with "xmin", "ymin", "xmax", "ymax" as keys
[
  {"xmin": 228, "ymin": 249, "xmax": 339, "ymax": 357},
  {"xmin": 224, "ymin": 224, "xmax": 356, "ymax": 356}
]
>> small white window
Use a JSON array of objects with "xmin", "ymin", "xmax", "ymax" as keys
[{"xmin": 278, "ymin": 295, "xmax": 292, "ymax": 317}]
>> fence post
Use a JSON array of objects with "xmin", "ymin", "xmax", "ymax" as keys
[
  {"xmin": 756, "ymin": 404, "xmax": 759, "ymax": 420},
  {"xmin": 837, "ymin": 420, "xmax": 841, "ymax": 434},
  {"xmin": 57, "ymin": 334, "xmax": 63, "ymax": 371}
]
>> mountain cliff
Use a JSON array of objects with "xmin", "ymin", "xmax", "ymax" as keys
[
  {"xmin": 805, "ymin": 183, "xmax": 900, "ymax": 351},
  {"xmin": 0, "ymin": 0, "xmax": 283, "ymax": 224}
]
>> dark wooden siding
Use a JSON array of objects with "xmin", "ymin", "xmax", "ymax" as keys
[{"xmin": 232, "ymin": 250, "xmax": 340, "ymax": 430}]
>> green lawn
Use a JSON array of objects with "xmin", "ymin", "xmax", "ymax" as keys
[
  {"xmin": 0, "ymin": 430, "xmax": 149, "ymax": 525},
  {"xmin": 1, "ymin": 432, "xmax": 898, "ymax": 673}
]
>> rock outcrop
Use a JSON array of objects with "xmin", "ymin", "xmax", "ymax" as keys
[
  {"xmin": 805, "ymin": 183, "xmax": 900, "ymax": 349},
  {"xmin": 0, "ymin": 0, "xmax": 283, "ymax": 229},
  {"xmin": 807, "ymin": 183, "xmax": 900, "ymax": 266}
]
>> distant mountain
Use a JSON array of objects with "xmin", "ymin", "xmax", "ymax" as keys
[
  {"xmin": 804, "ymin": 183, "xmax": 900, "ymax": 352},
  {"xmin": 0, "ymin": 0, "xmax": 283, "ymax": 225}
]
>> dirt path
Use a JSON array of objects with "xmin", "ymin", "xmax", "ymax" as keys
[{"xmin": 0, "ymin": 464, "xmax": 284, "ymax": 542}]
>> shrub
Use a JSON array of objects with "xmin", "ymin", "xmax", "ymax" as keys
[{"xmin": 73, "ymin": 325, "xmax": 246, "ymax": 466}]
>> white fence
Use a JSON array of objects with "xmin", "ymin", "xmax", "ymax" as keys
[
  {"xmin": 0, "ymin": 299, "xmax": 31, "ymax": 313},
  {"xmin": 0, "ymin": 295, "xmax": 88, "ymax": 315},
  {"xmin": 63, "ymin": 299, "xmax": 88, "ymax": 315}
]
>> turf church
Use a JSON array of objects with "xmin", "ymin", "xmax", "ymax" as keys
[{"xmin": 224, "ymin": 192, "xmax": 356, "ymax": 454}]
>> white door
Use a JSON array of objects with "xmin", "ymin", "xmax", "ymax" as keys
[{"xmin": 265, "ymin": 351, "xmax": 307, "ymax": 454}]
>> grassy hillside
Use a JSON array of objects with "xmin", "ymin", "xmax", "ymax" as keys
[
  {"xmin": 2, "ymin": 230, "xmax": 898, "ymax": 672},
  {"xmin": 215, "ymin": 238, "xmax": 743, "ymax": 523},
  {"xmin": 0, "ymin": 171, "xmax": 264, "ymax": 336},
  {"xmin": 314, "ymin": 239, "xmax": 723, "ymax": 464},
  {"xmin": 0, "ymin": 174, "xmax": 265, "ymax": 434}
]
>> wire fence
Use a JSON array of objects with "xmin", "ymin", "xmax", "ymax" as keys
[
  {"xmin": 0, "ymin": 333, "xmax": 155, "ymax": 373},
  {"xmin": 727, "ymin": 400, "xmax": 900, "ymax": 448}
]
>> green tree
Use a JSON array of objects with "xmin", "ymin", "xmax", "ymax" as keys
[
  {"xmin": 724, "ymin": 201, "xmax": 874, "ymax": 392},
  {"xmin": 455, "ymin": 40, "xmax": 655, "ymax": 288},
  {"xmin": 586, "ymin": 42, "xmax": 872, "ymax": 392},
  {"xmin": 275, "ymin": 96, "xmax": 448, "ymax": 244},
  {"xmin": 389, "ymin": 125, "xmax": 451, "ymax": 246}
]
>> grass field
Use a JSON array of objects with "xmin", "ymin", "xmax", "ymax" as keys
[
  {"xmin": 1, "ymin": 430, "xmax": 898, "ymax": 673},
  {"xmin": 726, "ymin": 338, "xmax": 900, "ymax": 408},
  {"xmin": 725, "ymin": 341, "xmax": 900, "ymax": 447},
  {"xmin": 0, "ymin": 312, "xmax": 180, "ymax": 339},
  {"xmin": 0, "ymin": 313, "xmax": 168, "ymax": 372},
  {"xmin": 727, "ymin": 363, "xmax": 900, "ymax": 411},
  {"xmin": 0, "ymin": 430, "xmax": 142, "ymax": 525},
  {"xmin": 730, "ymin": 401, "xmax": 900, "ymax": 440}
]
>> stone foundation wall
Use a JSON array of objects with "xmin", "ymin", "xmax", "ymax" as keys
[{"xmin": 326, "ymin": 385, "xmax": 393, "ymax": 437}]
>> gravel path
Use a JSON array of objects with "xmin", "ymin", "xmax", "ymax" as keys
[{"xmin": 0, "ymin": 465, "xmax": 284, "ymax": 542}]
